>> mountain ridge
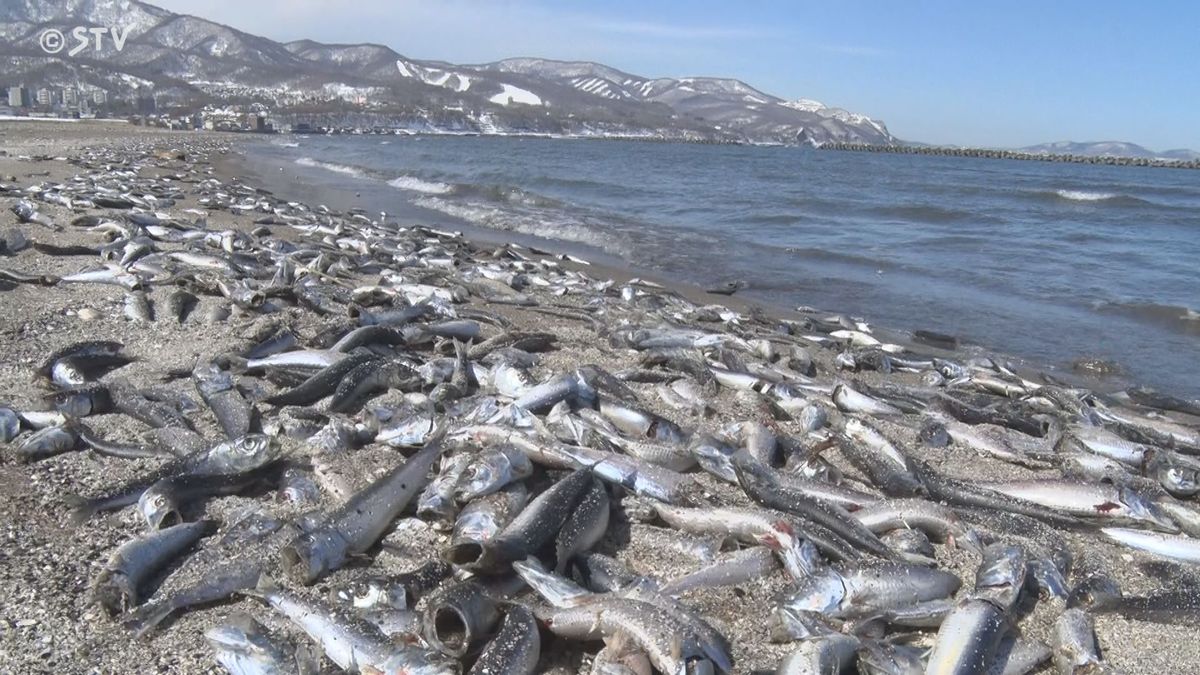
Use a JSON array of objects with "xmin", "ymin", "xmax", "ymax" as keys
[
  {"xmin": 1020, "ymin": 140, "xmax": 1199, "ymax": 161},
  {"xmin": 0, "ymin": 0, "xmax": 894, "ymax": 144},
  {"xmin": 2, "ymin": 2, "xmax": 1191, "ymax": 155}
]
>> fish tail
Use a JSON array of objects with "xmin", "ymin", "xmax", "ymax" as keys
[
  {"xmin": 64, "ymin": 494, "xmax": 97, "ymax": 526},
  {"xmin": 245, "ymin": 572, "xmax": 278, "ymax": 599},
  {"xmin": 123, "ymin": 600, "xmax": 176, "ymax": 638}
]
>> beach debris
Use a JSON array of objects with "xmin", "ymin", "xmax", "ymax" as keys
[{"xmin": 2, "ymin": 138, "xmax": 1199, "ymax": 675}]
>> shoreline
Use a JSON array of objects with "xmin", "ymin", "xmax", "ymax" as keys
[
  {"xmin": 1, "ymin": 120, "xmax": 1199, "ymax": 673},
  {"xmin": 220, "ymin": 136, "xmax": 1153, "ymax": 401},
  {"xmin": 5, "ymin": 113, "xmax": 1193, "ymax": 169}
]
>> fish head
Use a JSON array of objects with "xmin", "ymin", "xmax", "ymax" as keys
[
  {"xmin": 0, "ymin": 408, "xmax": 20, "ymax": 443},
  {"xmin": 93, "ymin": 570, "xmax": 137, "ymax": 617},
  {"xmin": 687, "ymin": 436, "xmax": 737, "ymax": 483},
  {"xmin": 797, "ymin": 405, "xmax": 829, "ymax": 433},
  {"xmin": 1118, "ymin": 487, "xmax": 1179, "ymax": 532},
  {"xmin": 279, "ymin": 471, "xmax": 321, "ymax": 505},
  {"xmin": 47, "ymin": 389, "xmax": 96, "ymax": 418},
  {"xmin": 767, "ymin": 606, "xmax": 836, "ymax": 642},
  {"xmin": 457, "ymin": 454, "xmax": 507, "ymax": 500},
  {"xmin": 784, "ymin": 568, "xmax": 847, "ymax": 615},
  {"xmin": 212, "ymin": 433, "xmax": 279, "ymax": 472},
  {"xmin": 192, "ymin": 362, "xmax": 234, "ymax": 396},
  {"xmin": 857, "ymin": 640, "xmax": 927, "ymax": 675},
  {"xmin": 841, "ymin": 417, "xmax": 867, "ymax": 439},
  {"xmin": 11, "ymin": 200, "xmax": 35, "ymax": 221},
  {"xmin": 50, "ymin": 359, "xmax": 87, "ymax": 388},
  {"xmin": 280, "ymin": 528, "xmax": 348, "ymax": 585},
  {"xmin": 1066, "ymin": 575, "xmax": 1122, "ymax": 610},
  {"xmin": 918, "ymin": 419, "xmax": 950, "ymax": 447},
  {"xmin": 1148, "ymin": 452, "xmax": 1200, "ymax": 499},
  {"xmin": 1160, "ymin": 465, "xmax": 1200, "ymax": 498},
  {"xmin": 974, "ymin": 543, "xmax": 1028, "ymax": 608},
  {"xmin": 330, "ymin": 576, "xmax": 409, "ymax": 611},
  {"xmin": 203, "ymin": 613, "xmax": 266, "ymax": 652},
  {"xmin": 1028, "ymin": 558, "xmax": 1070, "ymax": 601},
  {"xmin": 138, "ymin": 486, "xmax": 182, "ymax": 530}
]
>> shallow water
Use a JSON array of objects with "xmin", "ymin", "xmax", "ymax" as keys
[{"xmin": 249, "ymin": 135, "xmax": 1200, "ymax": 397}]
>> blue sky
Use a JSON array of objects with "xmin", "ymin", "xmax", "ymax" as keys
[{"xmin": 156, "ymin": 0, "xmax": 1200, "ymax": 149}]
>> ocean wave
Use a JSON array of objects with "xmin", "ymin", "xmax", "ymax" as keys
[
  {"xmin": 783, "ymin": 246, "xmax": 901, "ymax": 271},
  {"xmin": 412, "ymin": 196, "xmax": 628, "ymax": 255},
  {"xmin": 294, "ymin": 157, "xmax": 364, "ymax": 177},
  {"xmin": 865, "ymin": 203, "xmax": 977, "ymax": 223},
  {"xmin": 1056, "ymin": 189, "xmax": 1117, "ymax": 201},
  {"xmin": 273, "ymin": 141, "xmax": 300, "ymax": 148},
  {"xmin": 1093, "ymin": 301, "xmax": 1200, "ymax": 335},
  {"xmin": 458, "ymin": 183, "xmax": 563, "ymax": 209},
  {"xmin": 387, "ymin": 175, "xmax": 453, "ymax": 194},
  {"xmin": 1028, "ymin": 189, "xmax": 1151, "ymax": 206}
]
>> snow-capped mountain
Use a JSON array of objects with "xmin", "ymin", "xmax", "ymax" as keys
[
  {"xmin": 1021, "ymin": 141, "xmax": 1199, "ymax": 161},
  {"xmin": 0, "ymin": 0, "xmax": 894, "ymax": 144}
]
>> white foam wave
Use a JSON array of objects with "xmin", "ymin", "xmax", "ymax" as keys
[
  {"xmin": 1055, "ymin": 189, "xmax": 1116, "ymax": 201},
  {"xmin": 294, "ymin": 157, "xmax": 363, "ymax": 177},
  {"xmin": 388, "ymin": 175, "xmax": 452, "ymax": 194},
  {"xmin": 274, "ymin": 141, "xmax": 300, "ymax": 147},
  {"xmin": 413, "ymin": 196, "xmax": 624, "ymax": 254}
]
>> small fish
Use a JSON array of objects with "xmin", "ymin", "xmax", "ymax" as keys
[
  {"xmin": 445, "ymin": 484, "xmax": 528, "ymax": 566},
  {"xmin": 329, "ymin": 560, "xmax": 452, "ymax": 612},
  {"xmin": 124, "ymin": 291, "xmax": 154, "ymax": 323},
  {"xmin": 455, "ymin": 445, "xmax": 533, "ymax": 501},
  {"xmin": 422, "ymin": 580, "xmax": 500, "ymax": 658},
  {"xmin": 472, "ymin": 468, "xmax": 594, "ymax": 571},
  {"xmin": 0, "ymin": 406, "xmax": 21, "ymax": 443},
  {"xmin": 205, "ymin": 613, "xmax": 318, "ymax": 675},
  {"xmin": 280, "ymin": 440, "xmax": 441, "ymax": 584},
  {"xmin": 13, "ymin": 424, "xmax": 78, "ymax": 463},
  {"xmin": 93, "ymin": 521, "xmax": 213, "ymax": 615},
  {"xmin": 469, "ymin": 605, "xmax": 540, "ymax": 675},
  {"xmin": 249, "ymin": 576, "xmax": 455, "ymax": 674},
  {"xmin": 555, "ymin": 478, "xmax": 610, "ymax": 572},
  {"xmin": 1099, "ymin": 527, "xmax": 1200, "ymax": 564},
  {"xmin": 164, "ymin": 288, "xmax": 198, "ymax": 324},
  {"xmin": 1052, "ymin": 608, "xmax": 1106, "ymax": 675}
]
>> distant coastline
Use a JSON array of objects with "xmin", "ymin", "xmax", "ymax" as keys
[{"xmin": 819, "ymin": 141, "xmax": 1200, "ymax": 169}]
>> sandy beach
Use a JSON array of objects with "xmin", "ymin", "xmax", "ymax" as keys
[{"xmin": 2, "ymin": 120, "xmax": 1199, "ymax": 674}]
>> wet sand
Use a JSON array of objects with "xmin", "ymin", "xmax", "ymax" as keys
[{"xmin": 0, "ymin": 120, "xmax": 1197, "ymax": 673}]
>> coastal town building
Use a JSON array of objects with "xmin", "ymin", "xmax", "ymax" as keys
[{"xmin": 7, "ymin": 85, "xmax": 28, "ymax": 108}]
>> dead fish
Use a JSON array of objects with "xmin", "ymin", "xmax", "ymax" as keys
[{"xmin": 93, "ymin": 521, "xmax": 214, "ymax": 615}]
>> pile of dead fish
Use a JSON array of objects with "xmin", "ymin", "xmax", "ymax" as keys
[{"xmin": 3, "ymin": 140, "xmax": 1200, "ymax": 675}]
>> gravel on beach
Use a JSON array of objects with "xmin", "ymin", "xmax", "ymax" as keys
[{"xmin": 0, "ymin": 120, "xmax": 1197, "ymax": 674}]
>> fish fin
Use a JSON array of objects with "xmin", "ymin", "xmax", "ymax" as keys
[
  {"xmin": 294, "ymin": 643, "xmax": 321, "ymax": 675},
  {"xmin": 605, "ymin": 630, "xmax": 635, "ymax": 656},
  {"xmin": 895, "ymin": 550, "xmax": 937, "ymax": 566},
  {"xmin": 122, "ymin": 600, "xmax": 176, "ymax": 639},
  {"xmin": 245, "ymin": 573, "xmax": 278, "ymax": 598},
  {"xmin": 64, "ymin": 494, "xmax": 97, "ymax": 526},
  {"xmin": 669, "ymin": 634, "xmax": 684, "ymax": 661}
]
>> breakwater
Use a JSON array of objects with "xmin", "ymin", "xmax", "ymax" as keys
[{"xmin": 818, "ymin": 142, "xmax": 1200, "ymax": 169}]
